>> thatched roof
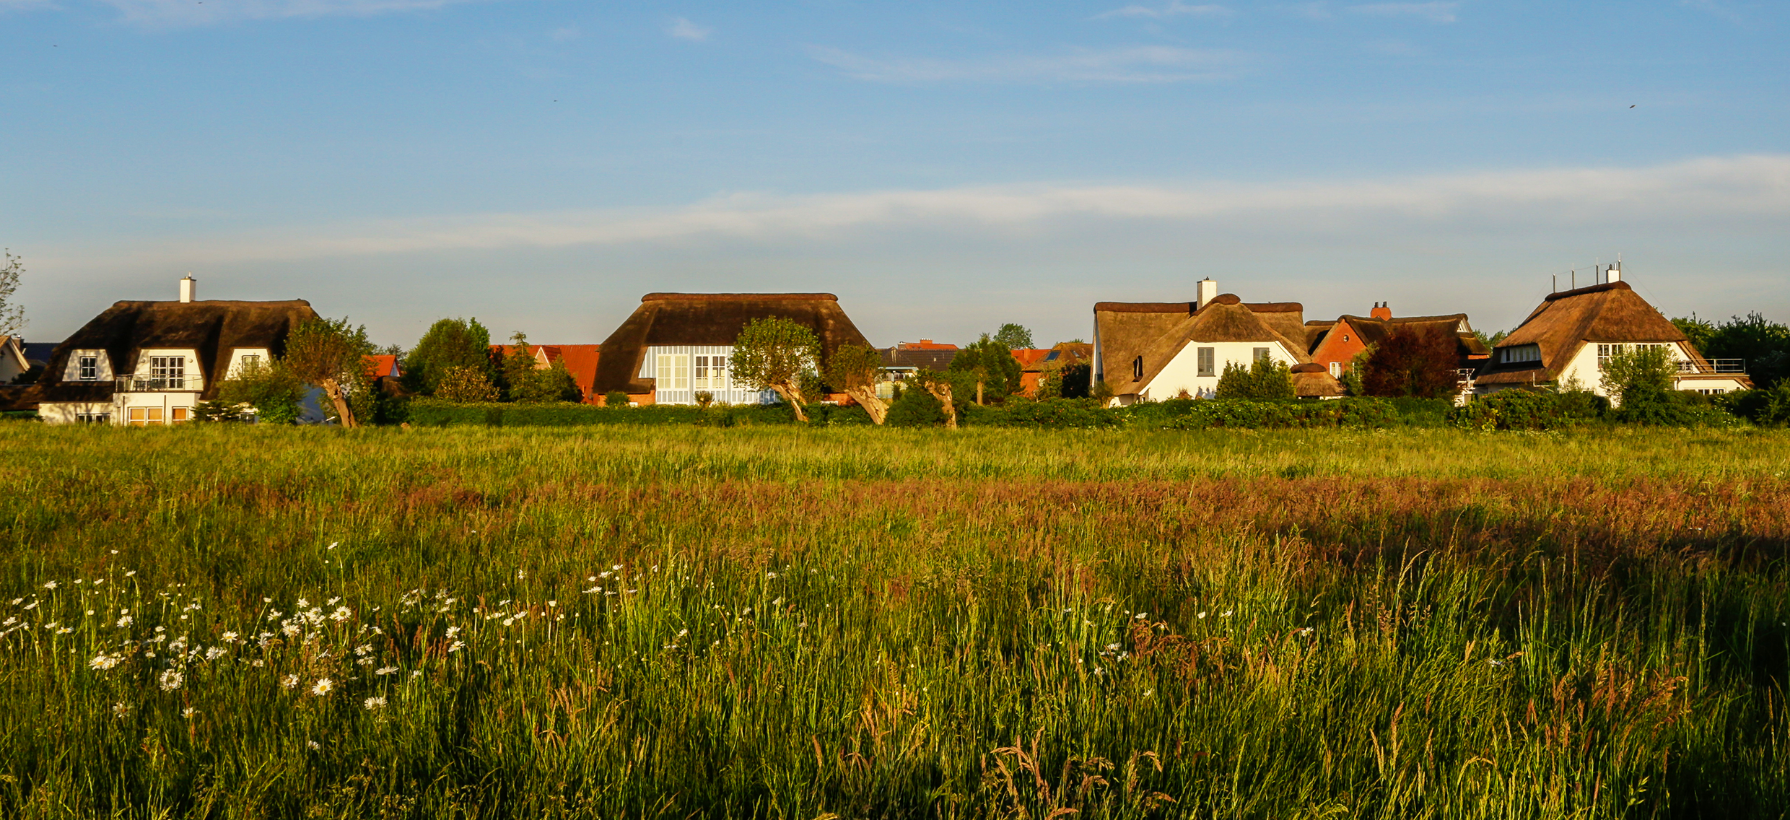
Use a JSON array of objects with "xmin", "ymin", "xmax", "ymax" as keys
[
  {"xmin": 35, "ymin": 299, "xmax": 319, "ymax": 402},
  {"xmin": 593, "ymin": 293, "xmax": 871, "ymax": 394},
  {"xmin": 1095, "ymin": 294, "xmax": 1310, "ymax": 395},
  {"xmin": 880, "ymin": 347, "xmax": 957, "ymax": 371},
  {"xmin": 1477, "ymin": 281, "xmax": 1697, "ymax": 385},
  {"xmin": 1290, "ymin": 363, "xmax": 1344, "ymax": 398}
]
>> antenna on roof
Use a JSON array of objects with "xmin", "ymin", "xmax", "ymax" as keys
[
  {"xmin": 1552, "ymin": 274, "xmax": 1557, "ymax": 293},
  {"xmin": 1570, "ymin": 269, "xmax": 1575, "ymax": 290}
]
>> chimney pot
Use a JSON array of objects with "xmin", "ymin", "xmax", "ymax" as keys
[
  {"xmin": 179, "ymin": 275, "xmax": 196, "ymax": 303},
  {"xmin": 1371, "ymin": 302, "xmax": 1392, "ymax": 321},
  {"xmin": 1607, "ymin": 262, "xmax": 1622, "ymax": 283}
]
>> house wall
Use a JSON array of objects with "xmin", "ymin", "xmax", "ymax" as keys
[
  {"xmin": 131, "ymin": 348, "xmax": 205, "ymax": 392},
  {"xmin": 39, "ymin": 402, "xmax": 115, "ymax": 425},
  {"xmin": 224, "ymin": 348, "xmax": 275, "ymax": 379},
  {"xmin": 1309, "ymin": 320, "xmax": 1367, "ymax": 378},
  {"xmin": 115, "ymin": 391, "xmax": 200, "ymax": 425},
  {"xmin": 1480, "ymin": 340, "xmax": 1747, "ymax": 400},
  {"xmin": 59, "ymin": 349, "xmax": 115, "ymax": 383},
  {"xmin": 640, "ymin": 345, "xmax": 778, "ymax": 406},
  {"xmin": 1136, "ymin": 340, "xmax": 1300, "ymax": 401}
]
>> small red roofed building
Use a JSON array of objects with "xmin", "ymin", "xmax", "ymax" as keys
[
  {"xmin": 488, "ymin": 343, "xmax": 604, "ymax": 403},
  {"xmin": 1306, "ymin": 302, "xmax": 1489, "ymax": 384}
]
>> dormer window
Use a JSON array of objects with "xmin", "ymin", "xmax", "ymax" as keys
[
  {"xmin": 149, "ymin": 356, "xmax": 186, "ymax": 389},
  {"xmin": 1132, "ymin": 356, "xmax": 1143, "ymax": 381},
  {"xmin": 78, "ymin": 356, "xmax": 98, "ymax": 381},
  {"xmin": 1502, "ymin": 344, "xmax": 1541, "ymax": 364}
]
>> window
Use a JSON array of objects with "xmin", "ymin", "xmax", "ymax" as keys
[
  {"xmin": 75, "ymin": 411, "xmax": 109, "ymax": 424},
  {"xmin": 1328, "ymin": 361, "xmax": 1342, "ymax": 378},
  {"xmin": 127, "ymin": 407, "xmax": 164, "ymax": 426},
  {"xmin": 170, "ymin": 407, "xmax": 189, "ymax": 423},
  {"xmin": 149, "ymin": 356, "xmax": 185, "ymax": 389},
  {"xmin": 79, "ymin": 356, "xmax": 99, "ymax": 381},
  {"xmin": 1132, "ymin": 356, "xmax": 1144, "ymax": 381},
  {"xmin": 1253, "ymin": 347, "xmax": 1271, "ymax": 363},
  {"xmin": 655, "ymin": 354, "xmax": 689, "ymax": 391},
  {"xmin": 1343, "ymin": 334, "xmax": 1351, "ymax": 343},
  {"xmin": 1197, "ymin": 347, "xmax": 1215, "ymax": 377},
  {"xmin": 238, "ymin": 353, "xmax": 261, "ymax": 372},
  {"xmin": 694, "ymin": 355, "xmax": 729, "ymax": 390},
  {"xmin": 1502, "ymin": 344, "xmax": 1541, "ymax": 364}
]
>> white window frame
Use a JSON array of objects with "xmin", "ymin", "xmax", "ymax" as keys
[
  {"xmin": 693, "ymin": 354, "xmax": 730, "ymax": 391},
  {"xmin": 1253, "ymin": 347, "xmax": 1271, "ymax": 363},
  {"xmin": 655, "ymin": 354, "xmax": 689, "ymax": 391},
  {"xmin": 1328, "ymin": 361, "xmax": 1342, "ymax": 378},
  {"xmin": 1197, "ymin": 347, "xmax": 1215, "ymax": 377},
  {"xmin": 79, "ymin": 356, "xmax": 98, "ymax": 381},
  {"xmin": 149, "ymin": 356, "xmax": 186, "ymax": 389}
]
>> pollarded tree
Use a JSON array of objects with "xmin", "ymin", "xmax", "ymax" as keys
[
  {"xmin": 1362, "ymin": 326, "xmax": 1461, "ymax": 399},
  {"xmin": 914, "ymin": 369, "xmax": 958, "ymax": 430},
  {"xmin": 826, "ymin": 343, "xmax": 890, "ymax": 424},
  {"xmin": 732, "ymin": 317, "xmax": 822, "ymax": 423},
  {"xmin": 284, "ymin": 317, "xmax": 372, "ymax": 428},
  {"xmin": 403, "ymin": 317, "xmax": 492, "ymax": 395}
]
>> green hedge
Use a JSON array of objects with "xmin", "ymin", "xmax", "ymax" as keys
[{"xmin": 1156, "ymin": 398, "xmax": 1401, "ymax": 430}]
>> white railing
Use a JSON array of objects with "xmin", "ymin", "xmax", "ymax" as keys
[{"xmin": 1676, "ymin": 359, "xmax": 1745, "ymax": 375}]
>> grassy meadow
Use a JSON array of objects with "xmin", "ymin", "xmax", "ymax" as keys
[{"xmin": 0, "ymin": 424, "xmax": 1786, "ymax": 819}]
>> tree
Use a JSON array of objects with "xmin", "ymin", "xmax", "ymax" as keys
[
  {"xmin": 885, "ymin": 382, "xmax": 948, "ymax": 427},
  {"xmin": 825, "ymin": 343, "xmax": 890, "ymax": 424},
  {"xmin": 993, "ymin": 323, "xmax": 1034, "ymax": 351},
  {"xmin": 949, "ymin": 334, "xmax": 1022, "ymax": 405},
  {"xmin": 403, "ymin": 318, "xmax": 492, "ymax": 395},
  {"xmin": 436, "ymin": 365, "xmax": 500, "ymax": 402},
  {"xmin": 913, "ymin": 369, "xmax": 958, "ymax": 429},
  {"xmin": 1599, "ymin": 345, "xmax": 1676, "ymax": 407},
  {"xmin": 217, "ymin": 359, "xmax": 307, "ymax": 424},
  {"xmin": 1704, "ymin": 312, "xmax": 1790, "ymax": 391},
  {"xmin": 1216, "ymin": 358, "xmax": 1294, "ymax": 400},
  {"xmin": 1672, "ymin": 316, "xmax": 1716, "ymax": 355},
  {"xmin": 497, "ymin": 332, "xmax": 576, "ymax": 403},
  {"xmin": 0, "ymin": 249, "xmax": 25, "ymax": 338},
  {"xmin": 1362, "ymin": 326, "xmax": 1461, "ymax": 399},
  {"xmin": 731, "ymin": 317, "xmax": 822, "ymax": 422},
  {"xmin": 1472, "ymin": 328, "xmax": 1508, "ymax": 350},
  {"xmin": 284, "ymin": 317, "xmax": 372, "ymax": 428}
]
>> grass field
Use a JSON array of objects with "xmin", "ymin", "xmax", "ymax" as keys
[{"xmin": 0, "ymin": 425, "xmax": 1786, "ymax": 819}]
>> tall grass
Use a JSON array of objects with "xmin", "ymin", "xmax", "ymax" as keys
[{"xmin": 0, "ymin": 426, "xmax": 1784, "ymax": 818}]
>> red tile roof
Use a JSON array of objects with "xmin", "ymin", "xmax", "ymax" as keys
[{"xmin": 363, "ymin": 354, "xmax": 400, "ymax": 379}]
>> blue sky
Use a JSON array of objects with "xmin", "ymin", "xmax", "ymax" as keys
[{"xmin": 3, "ymin": 0, "xmax": 1786, "ymax": 348}]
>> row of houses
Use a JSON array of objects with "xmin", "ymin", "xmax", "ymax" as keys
[{"xmin": 6, "ymin": 266, "xmax": 1753, "ymax": 425}]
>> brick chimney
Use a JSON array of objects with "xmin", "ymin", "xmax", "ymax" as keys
[{"xmin": 1370, "ymin": 301, "xmax": 1391, "ymax": 321}]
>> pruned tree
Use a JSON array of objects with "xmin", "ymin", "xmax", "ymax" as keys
[
  {"xmin": 284, "ymin": 316, "xmax": 372, "ymax": 428},
  {"xmin": 1362, "ymin": 326, "xmax": 1461, "ymax": 399},
  {"xmin": 993, "ymin": 323, "xmax": 1034, "ymax": 351},
  {"xmin": 217, "ymin": 359, "xmax": 307, "ymax": 424},
  {"xmin": 914, "ymin": 369, "xmax": 958, "ymax": 430},
  {"xmin": 826, "ymin": 342, "xmax": 890, "ymax": 424},
  {"xmin": 0, "ymin": 249, "xmax": 25, "ymax": 338},
  {"xmin": 732, "ymin": 316, "xmax": 822, "ymax": 423},
  {"xmin": 403, "ymin": 317, "xmax": 492, "ymax": 395}
]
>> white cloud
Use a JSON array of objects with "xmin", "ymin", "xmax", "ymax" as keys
[
  {"xmin": 1348, "ymin": 2, "xmax": 1459, "ymax": 23},
  {"xmin": 54, "ymin": 155, "xmax": 1790, "ymax": 265},
  {"xmin": 666, "ymin": 17, "xmax": 709, "ymax": 41},
  {"xmin": 548, "ymin": 24, "xmax": 578, "ymax": 42},
  {"xmin": 93, "ymin": 0, "xmax": 488, "ymax": 26},
  {"xmin": 808, "ymin": 45, "xmax": 1245, "ymax": 84},
  {"xmin": 1093, "ymin": 1, "xmax": 1232, "ymax": 20}
]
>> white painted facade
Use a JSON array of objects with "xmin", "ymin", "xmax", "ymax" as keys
[
  {"xmin": 1479, "ymin": 340, "xmax": 1750, "ymax": 401},
  {"xmin": 60, "ymin": 349, "xmax": 116, "ymax": 383},
  {"xmin": 1124, "ymin": 339, "xmax": 1302, "ymax": 404},
  {"xmin": 639, "ymin": 345, "xmax": 778, "ymax": 405}
]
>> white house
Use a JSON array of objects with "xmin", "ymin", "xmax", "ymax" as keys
[
  {"xmin": 34, "ymin": 277, "xmax": 321, "ymax": 425},
  {"xmin": 1475, "ymin": 269, "xmax": 1751, "ymax": 401},
  {"xmin": 1092, "ymin": 278, "xmax": 1334, "ymax": 404},
  {"xmin": 0, "ymin": 336, "xmax": 30, "ymax": 384},
  {"xmin": 592, "ymin": 293, "xmax": 872, "ymax": 406}
]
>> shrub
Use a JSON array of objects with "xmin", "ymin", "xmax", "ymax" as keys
[
  {"xmin": 885, "ymin": 385, "xmax": 949, "ymax": 428},
  {"xmin": 217, "ymin": 360, "xmax": 306, "ymax": 425},
  {"xmin": 436, "ymin": 365, "xmax": 500, "ymax": 403},
  {"xmin": 1448, "ymin": 390, "xmax": 1605, "ymax": 431},
  {"xmin": 961, "ymin": 399, "xmax": 1119, "ymax": 429},
  {"xmin": 1362, "ymin": 326, "xmax": 1461, "ymax": 398},
  {"xmin": 1160, "ymin": 398, "xmax": 1395, "ymax": 430},
  {"xmin": 1216, "ymin": 359, "xmax": 1294, "ymax": 400},
  {"xmin": 605, "ymin": 391, "xmax": 630, "ymax": 408}
]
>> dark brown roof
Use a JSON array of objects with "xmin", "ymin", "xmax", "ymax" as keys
[
  {"xmin": 1095, "ymin": 295, "xmax": 1310, "ymax": 395},
  {"xmin": 1477, "ymin": 281, "xmax": 1696, "ymax": 385},
  {"xmin": 593, "ymin": 293, "xmax": 871, "ymax": 394},
  {"xmin": 880, "ymin": 347, "xmax": 958, "ymax": 371},
  {"xmin": 36, "ymin": 299, "xmax": 319, "ymax": 403},
  {"xmin": 1328, "ymin": 313, "xmax": 1488, "ymax": 359}
]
